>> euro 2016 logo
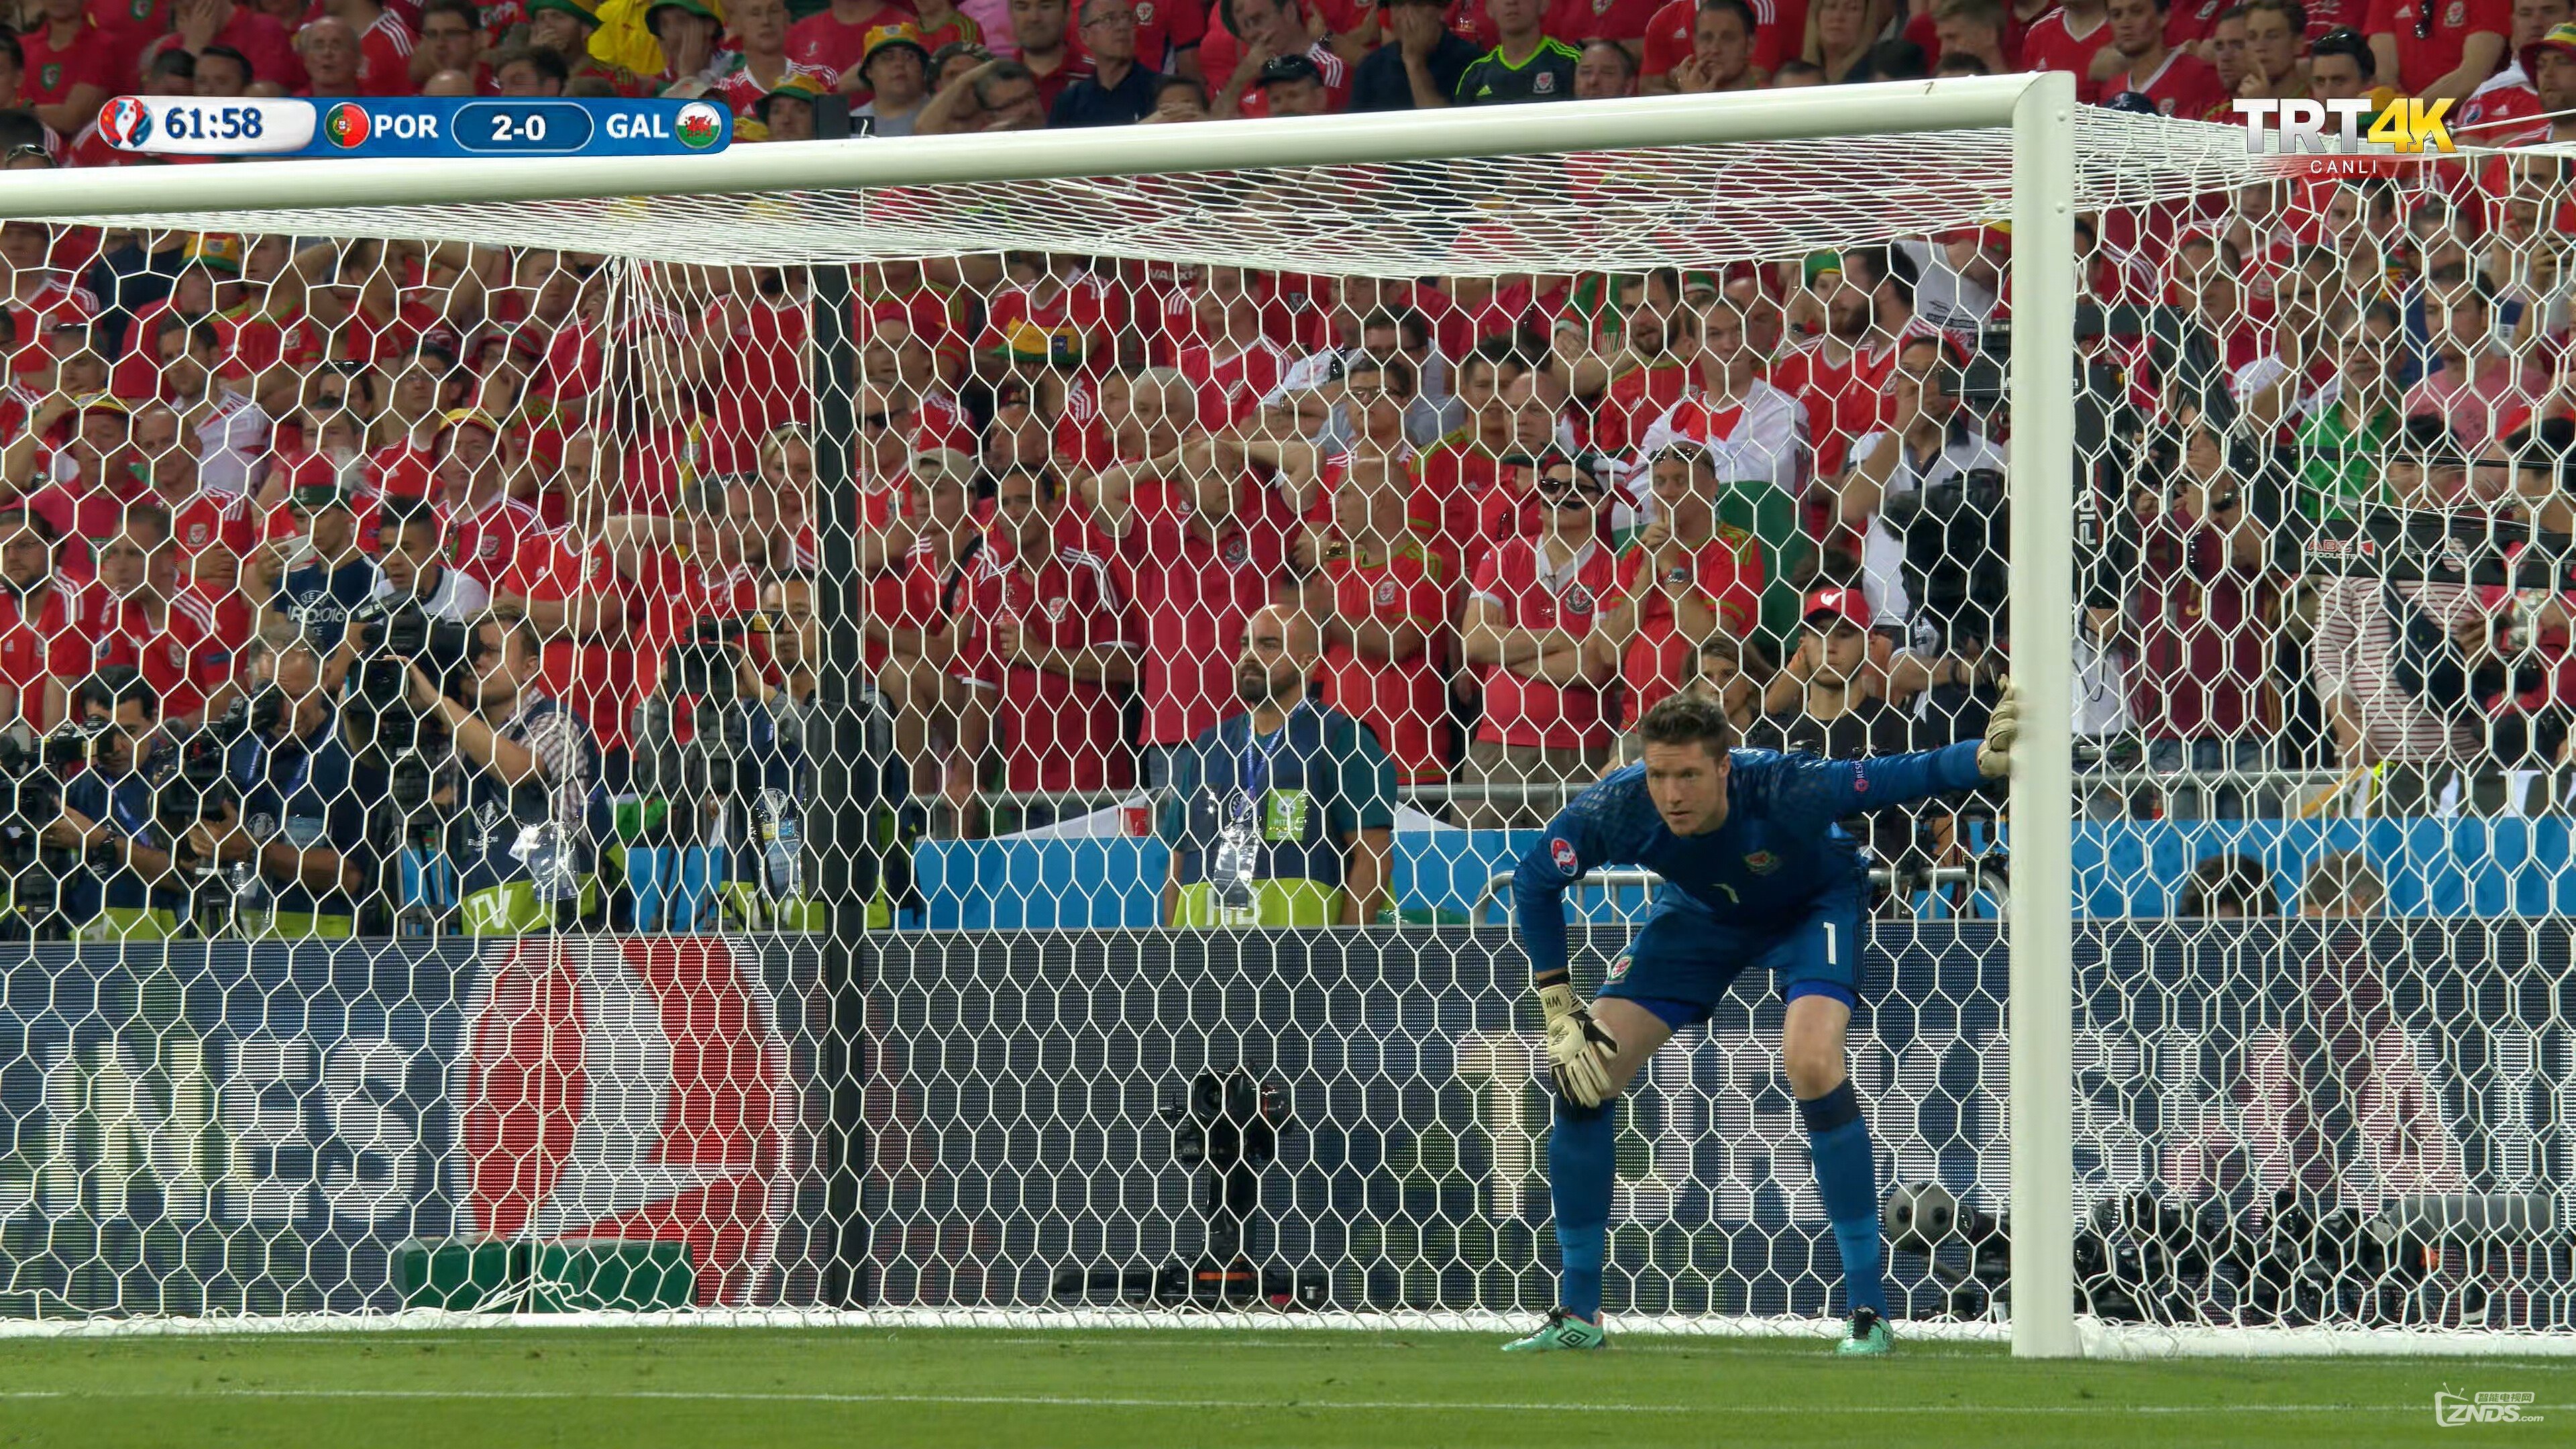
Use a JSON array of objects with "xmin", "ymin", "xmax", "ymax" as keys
[
  {"xmin": 97, "ymin": 97, "xmax": 152, "ymax": 150},
  {"xmin": 321, "ymin": 101, "xmax": 372, "ymax": 149}
]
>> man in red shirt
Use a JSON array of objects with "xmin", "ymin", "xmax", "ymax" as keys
[
  {"xmin": 0, "ymin": 506, "xmax": 84, "ymax": 731},
  {"xmin": 1458, "ymin": 448, "xmax": 1618, "ymax": 826},
  {"xmin": 953, "ymin": 466, "xmax": 1139, "ymax": 822},
  {"xmin": 2097, "ymin": 0, "xmax": 2231, "ymax": 117},
  {"xmin": 432, "ymin": 409, "xmax": 542, "ymax": 590},
  {"xmin": 2021, "ymin": 0, "xmax": 2114, "ymax": 100},
  {"xmin": 327, "ymin": 0, "xmax": 419, "ymax": 93},
  {"xmin": 1408, "ymin": 337, "xmax": 1525, "ymax": 582},
  {"xmin": 19, "ymin": 0, "xmax": 109, "ymax": 140},
  {"xmin": 1598, "ymin": 439, "xmax": 1764, "ymax": 729},
  {"xmin": 21, "ymin": 395, "xmax": 148, "ymax": 572},
  {"xmin": 149, "ymin": 0, "xmax": 305, "ymax": 91},
  {"xmin": 1007, "ymin": 0, "xmax": 1094, "ymax": 105},
  {"xmin": 1769, "ymin": 256, "xmax": 1894, "ymax": 478},
  {"xmin": 1094, "ymin": 424, "xmax": 1291, "ymax": 787},
  {"xmin": 1572, "ymin": 270, "xmax": 1698, "ymax": 455},
  {"xmin": 1297, "ymin": 451, "xmax": 1454, "ymax": 784},
  {"xmin": 1177, "ymin": 267, "xmax": 1293, "ymax": 429},
  {"xmin": 786, "ymin": 0, "xmax": 910, "ymax": 83},
  {"xmin": 84, "ymin": 525, "xmax": 229, "ymax": 725},
  {"xmin": 2367, "ymin": 0, "xmax": 2508, "ymax": 99},
  {"xmin": 1640, "ymin": 0, "xmax": 1803, "ymax": 87}
]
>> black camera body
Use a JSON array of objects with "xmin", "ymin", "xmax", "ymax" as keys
[
  {"xmin": 667, "ymin": 615, "xmax": 751, "ymax": 704},
  {"xmin": 349, "ymin": 598, "xmax": 484, "ymax": 714},
  {"xmin": 1882, "ymin": 465, "xmax": 2010, "ymax": 651},
  {"xmin": 151, "ymin": 686, "xmax": 287, "ymax": 833},
  {"xmin": 0, "ymin": 729, "xmax": 68, "ymax": 874}
]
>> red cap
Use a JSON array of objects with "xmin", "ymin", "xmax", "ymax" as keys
[{"xmin": 1803, "ymin": 586, "xmax": 1872, "ymax": 629}]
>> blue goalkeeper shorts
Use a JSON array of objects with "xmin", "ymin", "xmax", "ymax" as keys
[{"xmin": 1593, "ymin": 883, "xmax": 1865, "ymax": 1029}]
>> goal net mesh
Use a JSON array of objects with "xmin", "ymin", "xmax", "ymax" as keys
[{"xmin": 0, "ymin": 109, "xmax": 2569, "ymax": 1352}]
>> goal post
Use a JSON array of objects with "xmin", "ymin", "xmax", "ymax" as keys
[{"xmin": 17, "ymin": 74, "xmax": 2567, "ymax": 1356}]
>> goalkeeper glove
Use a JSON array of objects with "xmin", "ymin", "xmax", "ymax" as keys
[
  {"xmin": 1537, "ymin": 978, "xmax": 1619, "ymax": 1108},
  {"xmin": 1978, "ymin": 676, "xmax": 2020, "ymax": 780}
]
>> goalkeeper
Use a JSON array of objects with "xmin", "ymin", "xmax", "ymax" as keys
[{"xmin": 1503, "ymin": 684, "xmax": 2020, "ymax": 1356}]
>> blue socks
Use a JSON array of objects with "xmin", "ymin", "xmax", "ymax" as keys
[
  {"xmin": 1800, "ymin": 1080, "xmax": 1890, "ymax": 1318},
  {"xmin": 1546, "ymin": 1094, "xmax": 1615, "ymax": 1323},
  {"xmin": 1548, "ymin": 1079, "xmax": 1890, "ymax": 1324}
]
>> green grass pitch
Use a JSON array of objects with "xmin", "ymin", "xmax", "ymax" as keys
[{"xmin": 0, "ymin": 1327, "xmax": 2566, "ymax": 1448}]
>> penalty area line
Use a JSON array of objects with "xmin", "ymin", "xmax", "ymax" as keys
[{"xmin": 0, "ymin": 1388, "xmax": 2561, "ymax": 1416}]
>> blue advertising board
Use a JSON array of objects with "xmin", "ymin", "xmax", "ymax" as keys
[{"xmin": 863, "ymin": 922, "xmax": 2575, "ymax": 1323}]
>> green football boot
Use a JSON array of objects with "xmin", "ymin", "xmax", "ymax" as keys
[
  {"xmin": 1501, "ymin": 1307, "xmax": 1607, "ymax": 1353},
  {"xmin": 1836, "ymin": 1306, "xmax": 1894, "ymax": 1357}
]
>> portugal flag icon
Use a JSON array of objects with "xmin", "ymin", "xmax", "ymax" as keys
[{"xmin": 321, "ymin": 101, "xmax": 371, "ymax": 148}]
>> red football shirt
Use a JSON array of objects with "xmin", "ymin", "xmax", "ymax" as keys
[
  {"xmin": 1604, "ymin": 527, "xmax": 1764, "ymax": 727},
  {"xmin": 169, "ymin": 490, "xmax": 260, "ymax": 559},
  {"xmin": 2018, "ymin": 7, "xmax": 2116, "ymax": 103},
  {"xmin": 89, "ymin": 590, "xmax": 232, "ymax": 722},
  {"xmin": 2363, "ymin": 0, "xmax": 2508, "ymax": 95},
  {"xmin": 1132, "ymin": 0, "xmax": 1208, "ymax": 70},
  {"xmin": 1470, "ymin": 535, "xmax": 1617, "ymax": 750},
  {"xmin": 786, "ymin": 3, "xmax": 891, "ymax": 80},
  {"xmin": 358, "ymin": 9, "xmax": 418, "ymax": 95},
  {"xmin": 507, "ymin": 527, "xmax": 643, "ymax": 752},
  {"xmin": 0, "ymin": 583, "xmax": 85, "ymax": 729},
  {"xmin": 440, "ymin": 489, "xmax": 544, "ymax": 588},
  {"xmin": 1319, "ymin": 540, "xmax": 1452, "ymax": 784},
  {"xmin": 1768, "ymin": 337, "xmax": 1894, "ymax": 478},
  {"xmin": 2111, "ymin": 48, "xmax": 2231, "ymax": 121},
  {"xmin": 702, "ymin": 294, "xmax": 808, "ymax": 476},
  {"xmin": 1115, "ymin": 512, "xmax": 1287, "ymax": 747},
  {"xmin": 1405, "ymin": 432, "xmax": 1507, "ymax": 584},
  {"xmin": 955, "ymin": 541, "xmax": 1138, "ymax": 792},
  {"xmin": 19, "ymin": 23, "xmax": 107, "ymax": 107},
  {"xmin": 1179, "ymin": 336, "xmax": 1293, "ymax": 431},
  {"xmin": 1592, "ymin": 360, "xmax": 1692, "ymax": 456}
]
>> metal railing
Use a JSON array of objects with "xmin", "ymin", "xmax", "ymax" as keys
[
  {"xmin": 899, "ymin": 762, "xmax": 2463, "ymax": 839},
  {"xmin": 1466, "ymin": 865, "xmax": 2004, "ymax": 927}
]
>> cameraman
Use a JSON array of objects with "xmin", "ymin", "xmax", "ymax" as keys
[
  {"xmin": 199, "ymin": 629, "xmax": 378, "ymax": 936},
  {"xmin": 371, "ymin": 496, "xmax": 488, "ymax": 621},
  {"xmin": 1836, "ymin": 335, "xmax": 2006, "ymax": 633},
  {"xmin": 405, "ymin": 606, "xmax": 602, "ymax": 934},
  {"xmin": 54, "ymin": 669, "xmax": 189, "ymax": 941}
]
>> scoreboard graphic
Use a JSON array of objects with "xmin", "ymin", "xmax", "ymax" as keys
[{"xmin": 96, "ymin": 96, "xmax": 731, "ymax": 160}]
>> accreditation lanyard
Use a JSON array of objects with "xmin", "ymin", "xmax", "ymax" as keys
[{"xmin": 1230, "ymin": 708, "xmax": 1299, "ymax": 826}]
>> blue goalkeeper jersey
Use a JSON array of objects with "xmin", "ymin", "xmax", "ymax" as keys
[{"xmin": 1510, "ymin": 741, "xmax": 1987, "ymax": 981}]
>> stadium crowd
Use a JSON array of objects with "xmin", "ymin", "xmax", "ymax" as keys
[{"xmin": 0, "ymin": 0, "xmax": 2569, "ymax": 932}]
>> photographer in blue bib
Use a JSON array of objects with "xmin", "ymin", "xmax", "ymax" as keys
[
  {"xmin": 195, "ymin": 631, "xmax": 378, "ymax": 938},
  {"xmin": 399, "ymin": 606, "xmax": 604, "ymax": 936},
  {"xmin": 1160, "ymin": 604, "xmax": 1397, "ymax": 928},
  {"xmin": 52, "ymin": 669, "xmax": 191, "ymax": 941}
]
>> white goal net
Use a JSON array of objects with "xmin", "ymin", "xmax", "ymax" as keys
[{"xmin": 0, "ymin": 79, "xmax": 2570, "ymax": 1355}]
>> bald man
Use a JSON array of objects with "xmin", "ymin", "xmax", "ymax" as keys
[{"xmin": 1159, "ymin": 604, "xmax": 1398, "ymax": 928}]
